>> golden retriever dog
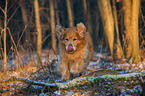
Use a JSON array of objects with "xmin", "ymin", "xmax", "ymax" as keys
[{"xmin": 56, "ymin": 22, "xmax": 94, "ymax": 80}]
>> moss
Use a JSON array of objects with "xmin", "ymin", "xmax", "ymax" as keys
[
  {"xmin": 106, "ymin": 77, "xmax": 115, "ymax": 82},
  {"xmin": 58, "ymin": 72, "xmax": 145, "ymax": 90},
  {"xmin": 70, "ymin": 85, "xmax": 74, "ymax": 89},
  {"xmin": 86, "ymin": 77, "xmax": 89, "ymax": 81},
  {"xmin": 117, "ymin": 77, "xmax": 127, "ymax": 81},
  {"xmin": 94, "ymin": 77, "xmax": 105, "ymax": 82},
  {"xmin": 93, "ymin": 78, "xmax": 97, "ymax": 83}
]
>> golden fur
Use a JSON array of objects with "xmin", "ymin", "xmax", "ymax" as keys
[{"xmin": 56, "ymin": 22, "xmax": 93, "ymax": 80}]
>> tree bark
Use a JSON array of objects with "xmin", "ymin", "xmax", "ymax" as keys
[
  {"xmin": 82, "ymin": 0, "xmax": 93, "ymax": 35},
  {"xmin": 112, "ymin": 0, "xmax": 124, "ymax": 59},
  {"xmin": 50, "ymin": 0, "xmax": 56, "ymax": 52},
  {"xmin": 54, "ymin": 0, "xmax": 60, "ymax": 25},
  {"xmin": 123, "ymin": 0, "xmax": 132, "ymax": 59},
  {"xmin": 19, "ymin": 0, "xmax": 31, "ymax": 42},
  {"xmin": 0, "ymin": 19, "xmax": 2, "ymax": 59},
  {"xmin": 3, "ymin": 0, "xmax": 8, "ymax": 71},
  {"xmin": 131, "ymin": 0, "xmax": 141, "ymax": 62},
  {"xmin": 34, "ymin": 0, "xmax": 42, "ymax": 64},
  {"xmin": 66, "ymin": 0, "xmax": 74, "ymax": 27},
  {"xmin": 97, "ymin": 0, "xmax": 114, "ymax": 57}
]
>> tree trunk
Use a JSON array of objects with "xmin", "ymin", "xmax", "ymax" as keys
[
  {"xmin": 82, "ymin": 0, "xmax": 94, "ymax": 59},
  {"xmin": 0, "ymin": 19, "xmax": 2, "ymax": 59},
  {"xmin": 82, "ymin": 0, "xmax": 87, "ymax": 17},
  {"xmin": 34, "ymin": 0, "xmax": 42, "ymax": 64},
  {"xmin": 50, "ymin": 0, "xmax": 56, "ymax": 52},
  {"xmin": 142, "ymin": 83, "xmax": 145, "ymax": 96},
  {"xmin": 19, "ymin": 0, "xmax": 31, "ymax": 42},
  {"xmin": 95, "ymin": 17, "xmax": 100, "ymax": 45},
  {"xmin": 131, "ymin": 0, "xmax": 141, "ymax": 62},
  {"xmin": 54, "ymin": 0, "xmax": 60, "ymax": 25},
  {"xmin": 82, "ymin": 0, "xmax": 93, "ymax": 35},
  {"xmin": 112, "ymin": 0, "xmax": 124, "ymax": 59},
  {"xmin": 123, "ymin": 0, "xmax": 132, "ymax": 59},
  {"xmin": 3, "ymin": 0, "xmax": 8, "ymax": 71},
  {"xmin": 66, "ymin": 0, "xmax": 74, "ymax": 27},
  {"xmin": 97, "ymin": 0, "xmax": 114, "ymax": 57}
]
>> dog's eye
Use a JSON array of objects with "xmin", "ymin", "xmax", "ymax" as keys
[
  {"xmin": 73, "ymin": 38, "xmax": 77, "ymax": 41},
  {"xmin": 65, "ymin": 38, "xmax": 69, "ymax": 41}
]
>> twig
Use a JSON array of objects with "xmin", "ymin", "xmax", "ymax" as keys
[
  {"xmin": 16, "ymin": 8, "xmax": 33, "ymax": 48},
  {"xmin": 0, "ymin": 7, "xmax": 4, "ymax": 13},
  {"xmin": 42, "ymin": 34, "xmax": 51, "ymax": 43},
  {"xmin": 0, "ymin": 76, "xmax": 58, "ymax": 87},
  {"xmin": 7, "ymin": 27, "xmax": 23, "ymax": 66},
  {"xmin": 7, "ymin": 6, "xmax": 19, "ymax": 23}
]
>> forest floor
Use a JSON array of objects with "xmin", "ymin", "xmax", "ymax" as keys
[{"xmin": 0, "ymin": 48, "xmax": 145, "ymax": 95}]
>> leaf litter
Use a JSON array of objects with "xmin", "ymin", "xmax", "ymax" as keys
[{"xmin": 0, "ymin": 50, "xmax": 145, "ymax": 95}]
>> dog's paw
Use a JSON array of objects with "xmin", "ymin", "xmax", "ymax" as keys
[
  {"xmin": 62, "ymin": 72, "xmax": 69, "ymax": 81},
  {"xmin": 62, "ymin": 75, "xmax": 69, "ymax": 81},
  {"xmin": 70, "ymin": 66, "xmax": 81, "ymax": 74},
  {"xmin": 70, "ymin": 69, "xmax": 78, "ymax": 74}
]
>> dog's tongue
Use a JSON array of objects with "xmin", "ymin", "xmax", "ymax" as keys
[{"xmin": 68, "ymin": 45, "xmax": 73, "ymax": 52}]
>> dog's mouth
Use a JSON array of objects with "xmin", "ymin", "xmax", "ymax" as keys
[{"xmin": 67, "ymin": 44, "xmax": 75, "ymax": 53}]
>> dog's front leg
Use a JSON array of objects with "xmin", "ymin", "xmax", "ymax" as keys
[
  {"xmin": 70, "ymin": 59, "xmax": 83, "ymax": 74},
  {"xmin": 61, "ymin": 61, "xmax": 70, "ymax": 80}
]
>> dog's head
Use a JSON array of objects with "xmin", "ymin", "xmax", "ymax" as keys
[{"xmin": 56, "ymin": 22, "xmax": 87, "ymax": 53}]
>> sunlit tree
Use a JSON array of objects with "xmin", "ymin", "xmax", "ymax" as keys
[
  {"xmin": 66, "ymin": 0, "xmax": 74, "ymax": 27},
  {"xmin": 19, "ymin": 0, "xmax": 31, "ymax": 42},
  {"xmin": 131, "ymin": 0, "xmax": 141, "ymax": 62},
  {"xmin": 50, "ymin": 0, "xmax": 56, "ymax": 52},
  {"xmin": 123, "ymin": 0, "xmax": 132, "ymax": 59},
  {"xmin": 97, "ymin": 0, "xmax": 114, "ymax": 57},
  {"xmin": 34, "ymin": 0, "xmax": 42, "ymax": 63}
]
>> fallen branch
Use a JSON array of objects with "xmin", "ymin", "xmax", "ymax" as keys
[
  {"xmin": 1, "ymin": 72, "xmax": 145, "ymax": 90},
  {"xmin": 0, "ymin": 76, "xmax": 59, "ymax": 88}
]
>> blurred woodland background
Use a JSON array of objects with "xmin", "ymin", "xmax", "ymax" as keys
[
  {"xmin": 1, "ymin": 0, "xmax": 145, "ymax": 95},
  {"xmin": 0, "ymin": 0, "xmax": 145, "ymax": 71}
]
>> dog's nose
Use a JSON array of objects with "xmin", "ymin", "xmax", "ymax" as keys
[{"xmin": 68, "ymin": 44, "xmax": 74, "ymax": 52}]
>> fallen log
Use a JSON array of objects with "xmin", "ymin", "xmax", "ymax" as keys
[{"xmin": 1, "ymin": 72, "xmax": 145, "ymax": 90}]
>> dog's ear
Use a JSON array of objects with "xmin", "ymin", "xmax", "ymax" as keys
[
  {"xmin": 76, "ymin": 22, "xmax": 86, "ymax": 37},
  {"xmin": 56, "ymin": 25, "xmax": 64, "ymax": 39}
]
